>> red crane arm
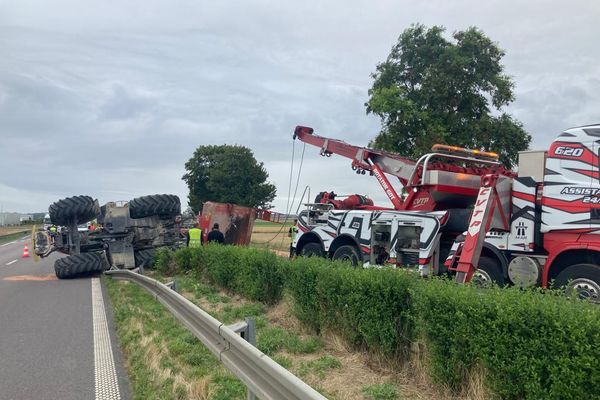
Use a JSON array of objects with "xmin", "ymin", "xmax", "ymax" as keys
[{"xmin": 293, "ymin": 126, "xmax": 416, "ymax": 186}]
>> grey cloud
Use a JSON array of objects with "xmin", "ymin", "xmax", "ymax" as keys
[
  {"xmin": 98, "ymin": 84, "xmax": 158, "ymax": 120},
  {"xmin": 511, "ymin": 77, "xmax": 600, "ymax": 148},
  {"xmin": 0, "ymin": 1, "xmax": 599, "ymax": 212}
]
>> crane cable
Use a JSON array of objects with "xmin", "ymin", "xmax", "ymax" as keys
[
  {"xmin": 254, "ymin": 141, "xmax": 306, "ymax": 245},
  {"xmin": 282, "ymin": 138, "xmax": 296, "ymax": 221},
  {"xmin": 277, "ymin": 143, "xmax": 305, "ymax": 248}
]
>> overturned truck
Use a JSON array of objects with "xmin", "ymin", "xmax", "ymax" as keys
[{"xmin": 35, "ymin": 194, "xmax": 182, "ymax": 279}]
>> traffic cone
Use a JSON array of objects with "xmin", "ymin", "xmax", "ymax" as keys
[{"xmin": 22, "ymin": 243, "xmax": 30, "ymax": 258}]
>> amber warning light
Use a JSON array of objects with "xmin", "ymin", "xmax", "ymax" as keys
[{"xmin": 431, "ymin": 144, "xmax": 499, "ymax": 161}]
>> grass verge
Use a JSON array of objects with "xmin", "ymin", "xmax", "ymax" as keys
[
  {"xmin": 0, "ymin": 231, "xmax": 29, "ymax": 245},
  {"xmin": 104, "ymin": 275, "xmax": 246, "ymax": 400}
]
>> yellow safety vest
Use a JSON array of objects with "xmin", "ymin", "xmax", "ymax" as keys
[{"xmin": 188, "ymin": 228, "xmax": 202, "ymax": 248}]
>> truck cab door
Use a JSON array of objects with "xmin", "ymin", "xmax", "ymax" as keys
[
  {"xmin": 542, "ymin": 139, "xmax": 594, "ymax": 232},
  {"xmin": 591, "ymin": 141, "xmax": 600, "ymax": 228},
  {"xmin": 541, "ymin": 138, "xmax": 598, "ymax": 232}
]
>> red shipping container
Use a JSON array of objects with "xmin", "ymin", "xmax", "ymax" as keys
[{"xmin": 198, "ymin": 202, "xmax": 256, "ymax": 245}]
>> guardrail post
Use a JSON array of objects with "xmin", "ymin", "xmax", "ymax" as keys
[
  {"xmin": 244, "ymin": 317, "xmax": 256, "ymax": 346},
  {"xmin": 244, "ymin": 317, "xmax": 257, "ymax": 400}
]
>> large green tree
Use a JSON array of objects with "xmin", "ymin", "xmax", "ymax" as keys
[
  {"xmin": 366, "ymin": 24, "xmax": 530, "ymax": 167},
  {"xmin": 182, "ymin": 145, "xmax": 276, "ymax": 212}
]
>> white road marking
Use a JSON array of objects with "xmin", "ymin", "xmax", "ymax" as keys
[
  {"xmin": 92, "ymin": 278, "xmax": 121, "ymax": 400},
  {"xmin": 5, "ymin": 259, "xmax": 17, "ymax": 266},
  {"xmin": 1, "ymin": 241, "xmax": 17, "ymax": 247}
]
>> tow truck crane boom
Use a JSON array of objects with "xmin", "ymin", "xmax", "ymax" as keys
[
  {"xmin": 293, "ymin": 125, "xmax": 513, "ymax": 212},
  {"xmin": 293, "ymin": 126, "xmax": 414, "ymax": 209}
]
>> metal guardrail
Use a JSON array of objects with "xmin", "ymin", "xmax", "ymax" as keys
[{"xmin": 105, "ymin": 269, "xmax": 326, "ymax": 400}]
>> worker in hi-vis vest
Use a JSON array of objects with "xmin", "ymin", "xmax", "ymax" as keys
[
  {"xmin": 188, "ymin": 224, "xmax": 202, "ymax": 248},
  {"xmin": 288, "ymin": 219, "xmax": 298, "ymax": 241},
  {"xmin": 49, "ymin": 225, "xmax": 58, "ymax": 243}
]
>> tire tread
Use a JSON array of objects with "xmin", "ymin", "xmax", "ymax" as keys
[
  {"xmin": 54, "ymin": 252, "xmax": 108, "ymax": 279},
  {"xmin": 49, "ymin": 195, "xmax": 100, "ymax": 226},
  {"xmin": 134, "ymin": 248, "xmax": 156, "ymax": 268},
  {"xmin": 129, "ymin": 194, "xmax": 181, "ymax": 219}
]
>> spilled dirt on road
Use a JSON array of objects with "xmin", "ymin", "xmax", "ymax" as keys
[{"xmin": 3, "ymin": 274, "xmax": 58, "ymax": 281}]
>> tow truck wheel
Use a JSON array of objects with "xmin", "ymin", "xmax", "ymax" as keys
[
  {"xmin": 300, "ymin": 243, "xmax": 324, "ymax": 258},
  {"xmin": 54, "ymin": 252, "xmax": 108, "ymax": 279},
  {"xmin": 49, "ymin": 195, "xmax": 100, "ymax": 226},
  {"xmin": 555, "ymin": 264, "xmax": 600, "ymax": 303},
  {"xmin": 332, "ymin": 245, "xmax": 361, "ymax": 267},
  {"xmin": 472, "ymin": 256, "xmax": 505, "ymax": 286}
]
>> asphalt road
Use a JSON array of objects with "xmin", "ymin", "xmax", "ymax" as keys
[{"xmin": 0, "ymin": 237, "xmax": 130, "ymax": 400}]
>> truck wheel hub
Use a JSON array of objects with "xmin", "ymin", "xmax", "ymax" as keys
[
  {"xmin": 472, "ymin": 269, "xmax": 492, "ymax": 286},
  {"xmin": 567, "ymin": 278, "xmax": 600, "ymax": 303}
]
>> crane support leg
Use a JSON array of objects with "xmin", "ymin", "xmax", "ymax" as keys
[
  {"xmin": 453, "ymin": 174, "xmax": 500, "ymax": 283},
  {"xmin": 371, "ymin": 163, "xmax": 404, "ymax": 210}
]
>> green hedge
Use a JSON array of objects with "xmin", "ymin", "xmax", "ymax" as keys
[
  {"xmin": 155, "ymin": 245, "xmax": 600, "ymax": 400},
  {"xmin": 287, "ymin": 258, "xmax": 417, "ymax": 356},
  {"xmin": 156, "ymin": 245, "xmax": 284, "ymax": 304},
  {"xmin": 416, "ymin": 279, "xmax": 600, "ymax": 399}
]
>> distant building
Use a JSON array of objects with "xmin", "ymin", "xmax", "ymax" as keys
[
  {"xmin": 0, "ymin": 212, "xmax": 38, "ymax": 226},
  {"xmin": 0, "ymin": 212, "xmax": 22, "ymax": 226}
]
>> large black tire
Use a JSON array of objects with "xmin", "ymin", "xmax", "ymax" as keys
[
  {"xmin": 554, "ymin": 263, "xmax": 600, "ymax": 303},
  {"xmin": 129, "ymin": 194, "xmax": 181, "ymax": 219},
  {"xmin": 332, "ymin": 245, "xmax": 362, "ymax": 267},
  {"xmin": 441, "ymin": 209, "xmax": 471, "ymax": 233},
  {"xmin": 134, "ymin": 248, "xmax": 156, "ymax": 269},
  {"xmin": 49, "ymin": 196, "xmax": 100, "ymax": 226},
  {"xmin": 437, "ymin": 243, "xmax": 453, "ymax": 275},
  {"xmin": 54, "ymin": 252, "xmax": 108, "ymax": 279},
  {"xmin": 472, "ymin": 256, "xmax": 505, "ymax": 286},
  {"xmin": 300, "ymin": 242, "xmax": 325, "ymax": 258}
]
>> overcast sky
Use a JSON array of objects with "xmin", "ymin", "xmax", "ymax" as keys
[{"xmin": 1, "ymin": 0, "xmax": 599, "ymax": 213}]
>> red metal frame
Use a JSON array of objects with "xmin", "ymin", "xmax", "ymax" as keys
[
  {"xmin": 371, "ymin": 163, "xmax": 404, "ymax": 209},
  {"xmin": 447, "ymin": 174, "xmax": 510, "ymax": 283}
]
